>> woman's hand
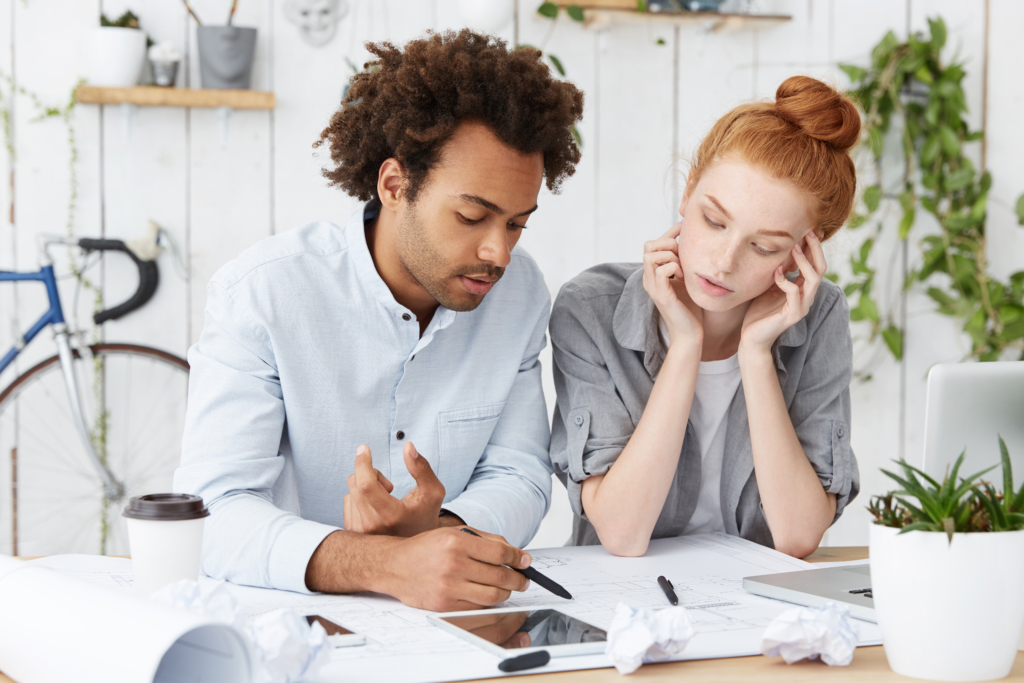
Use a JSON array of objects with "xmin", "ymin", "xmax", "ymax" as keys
[
  {"xmin": 741, "ymin": 230, "xmax": 827, "ymax": 353},
  {"xmin": 642, "ymin": 222, "xmax": 703, "ymax": 348}
]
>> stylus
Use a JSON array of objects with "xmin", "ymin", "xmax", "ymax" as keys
[
  {"xmin": 657, "ymin": 575, "xmax": 678, "ymax": 606},
  {"xmin": 498, "ymin": 650, "xmax": 551, "ymax": 672},
  {"xmin": 460, "ymin": 528, "xmax": 573, "ymax": 600}
]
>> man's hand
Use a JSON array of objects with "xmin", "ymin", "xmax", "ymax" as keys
[
  {"xmin": 344, "ymin": 442, "xmax": 446, "ymax": 537},
  {"xmin": 305, "ymin": 527, "xmax": 533, "ymax": 612},
  {"xmin": 383, "ymin": 527, "xmax": 532, "ymax": 611}
]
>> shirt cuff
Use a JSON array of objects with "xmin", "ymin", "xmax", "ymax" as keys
[
  {"xmin": 267, "ymin": 518, "xmax": 339, "ymax": 594},
  {"xmin": 441, "ymin": 499, "xmax": 501, "ymax": 538}
]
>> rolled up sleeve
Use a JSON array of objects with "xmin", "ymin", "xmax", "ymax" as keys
[
  {"xmin": 786, "ymin": 287, "xmax": 860, "ymax": 522},
  {"xmin": 549, "ymin": 284, "xmax": 636, "ymax": 518},
  {"xmin": 443, "ymin": 294, "xmax": 554, "ymax": 548},
  {"xmin": 174, "ymin": 281, "xmax": 337, "ymax": 594}
]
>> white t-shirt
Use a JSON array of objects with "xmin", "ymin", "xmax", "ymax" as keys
[{"xmin": 659, "ymin": 319, "xmax": 743, "ymax": 535}]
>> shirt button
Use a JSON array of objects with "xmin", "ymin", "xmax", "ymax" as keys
[
  {"xmin": 837, "ymin": 427, "xmax": 845, "ymax": 438},
  {"xmin": 574, "ymin": 415, "xmax": 584, "ymax": 426},
  {"xmin": 410, "ymin": 355, "xmax": 416, "ymax": 361},
  {"xmin": 396, "ymin": 430, "xmax": 405, "ymax": 440},
  {"xmin": 402, "ymin": 313, "xmax": 411, "ymax": 321}
]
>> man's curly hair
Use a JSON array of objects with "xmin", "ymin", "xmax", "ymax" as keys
[{"xmin": 314, "ymin": 29, "xmax": 584, "ymax": 203}]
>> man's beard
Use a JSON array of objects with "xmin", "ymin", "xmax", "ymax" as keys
[{"xmin": 397, "ymin": 204, "xmax": 504, "ymax": 312}]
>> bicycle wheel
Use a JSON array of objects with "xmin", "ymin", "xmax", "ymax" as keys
[{"xmin": 0, "ymin": 343, "xmax": 189, "ymax": 556}]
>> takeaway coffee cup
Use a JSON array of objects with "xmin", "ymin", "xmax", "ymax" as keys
[{"xmin": 123, "ymin": 493, "xmax": 209, "ymax": 597}]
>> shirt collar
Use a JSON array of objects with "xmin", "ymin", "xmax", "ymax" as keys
[{"xmin": 612, "ymin": 264, "xmax": 809, "ymax": 379}]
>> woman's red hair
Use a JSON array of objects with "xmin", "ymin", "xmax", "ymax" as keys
[{"xmin": 689, "ymin": 75, "xmax": 861, "ymax": 241}]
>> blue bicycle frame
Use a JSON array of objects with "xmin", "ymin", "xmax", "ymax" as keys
[
  {"xmin": 0, "ymin": 254, "xmax": 121, "ymax": 498},
  {"xmin": 0, "ymin": 264, "xmax": 65, "ymax": 375}
]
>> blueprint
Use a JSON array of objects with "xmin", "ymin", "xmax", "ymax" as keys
[{"xmin": 28, "ymin": 533, "xmax": 882, "ymax": 682}]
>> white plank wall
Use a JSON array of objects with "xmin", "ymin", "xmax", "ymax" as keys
[{"xmin": 0, "ymin": 0, "xmax": 1018, "ymax": 550}]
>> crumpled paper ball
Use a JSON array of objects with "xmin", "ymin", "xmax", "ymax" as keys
[
  {"xmin": 604, "ymin": 603, "xmax": 696, "ymax": 675},
  {"xmin": 152, "ymin": 579, "xmax": 331, "ymax": 683},
  {"xmin": 249, "ymin": 609, "xmax": 332, "ymax": 683},
  {"xmin": 760, "ymin": 601, "xmax": 858, "ymax": 666}
]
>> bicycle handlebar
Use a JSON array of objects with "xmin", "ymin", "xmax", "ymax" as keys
[{"xmin": 78, "ymin": 238, "xmax": 160, "ymax": 324}]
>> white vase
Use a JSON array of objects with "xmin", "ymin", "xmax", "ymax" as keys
[
  {"xmin": 457, "ymin": 0, "xmax": 514, "ymax": 33},
  {"xmin": 85, "ymin": 27, "xmax": 147, "ymax": 87},
  {"xmin": 870, "ymin": 523, "xmax": 1024, "ymax": 681}
]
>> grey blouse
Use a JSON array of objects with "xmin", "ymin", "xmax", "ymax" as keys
[{"xmin": 549, "ymin": 263, "xmax": 859, "ymax": 548}]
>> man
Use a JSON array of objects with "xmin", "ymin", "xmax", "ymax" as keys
[{"xmin": 174, "ymin": 29, "xmax": 584, "ymax": 612}]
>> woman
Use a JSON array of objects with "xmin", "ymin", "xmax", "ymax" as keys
[{"xmin": 549, "ymin": 76, "xmax": 860, "ymax": 558}]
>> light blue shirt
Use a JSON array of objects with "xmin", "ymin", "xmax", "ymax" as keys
[{"xmin": 174, "ymin": 205, "xmax": 553, "ymax": 593}]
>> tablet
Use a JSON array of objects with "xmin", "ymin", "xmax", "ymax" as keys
[{"xmin": 427, "ymin": 607, "xmax": 607, "ymax": 658}]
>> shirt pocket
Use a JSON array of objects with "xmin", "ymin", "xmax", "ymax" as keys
[{"xmin": 437, "ymin": 402, "xmax": 505, "ymax": 495}]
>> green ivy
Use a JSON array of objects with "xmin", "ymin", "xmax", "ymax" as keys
[
  {"xmin": 533, "ymin": 3, "xmax": 586, "ymax": 146},
  {"xmin": 839, "ymin": 17, "xmax": 1024, "ymax": 363}
]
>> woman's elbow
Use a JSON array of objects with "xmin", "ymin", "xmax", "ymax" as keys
[
  {"xmin": 594, "ymin": 526, "xmax": 650, "ymax": 557},
  {"xmin": 772, "ymin": 533, "xmax": 823, "ymax": 559}
]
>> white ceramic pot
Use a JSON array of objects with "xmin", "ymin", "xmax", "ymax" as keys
[
  {"xmin": 870, "ymin": 524, "xmax": 1024, "ymax": 681},
  {"xmin": 457, "ymin": 0, "xmax": 514, "ymax": 33},
  {"xmin": 85, "ymin": 27, "xmax": 146, "ymax": 87}
]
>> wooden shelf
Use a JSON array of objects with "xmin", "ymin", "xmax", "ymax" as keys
[
  {"xmin": 560, "ymin": 6, "xmax": 791, "ymax": 31},
  {"xmin": 75, "ymin": 85, "xmax": 275, "ymax": 110}
]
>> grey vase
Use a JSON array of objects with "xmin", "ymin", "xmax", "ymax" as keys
[{"xmin": 197, "ymin": 26, "xmax": 257, "ymax": 90}]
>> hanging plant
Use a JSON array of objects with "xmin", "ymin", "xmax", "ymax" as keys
[{"xmin": 838, "ymin": 17, "xmax": 1024, "ymax": 363}]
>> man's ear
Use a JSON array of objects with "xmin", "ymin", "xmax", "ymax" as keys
[{"xmin": 377, "ymin": 158, "xmax": 406, "ymax": 210}]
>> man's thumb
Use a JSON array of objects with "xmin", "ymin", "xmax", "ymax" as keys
[{"xmin": 404, "ymin": 443, "xmax": 443, "ymax": 491}]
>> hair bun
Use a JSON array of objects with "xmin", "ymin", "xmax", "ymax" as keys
[{"xmin": 774, "ymin": 75, "xmax": 860, "ymax": 152}]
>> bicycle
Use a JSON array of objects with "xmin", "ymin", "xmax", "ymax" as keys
[{"xmin": 0, "ymin": 232, "xmax": 190, "ymax": 557}]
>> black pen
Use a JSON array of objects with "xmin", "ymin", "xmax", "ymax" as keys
[
  {"xmin": 657, "ymin": 575, "xmax": 678, "ymax": 606},
  {"xmin": 460, "ymin": 528, "xmax": 572, "ymax": 600},
  {"xmin": 499, "ymin": 650, "xmax": 550, "ymax": 672}
]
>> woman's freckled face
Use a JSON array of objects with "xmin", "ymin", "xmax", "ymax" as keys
[{"xmin": 677, "ymin": 159, "xmax": 816, "ymax": 312}]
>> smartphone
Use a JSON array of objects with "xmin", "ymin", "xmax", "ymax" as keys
[
  {"xmin": 428, "ymin": 607, "xmax": 607, "ymax": 658},
  {"xmin": 305, "ymin": 614, "xmax": 366, "ymax": 648}
]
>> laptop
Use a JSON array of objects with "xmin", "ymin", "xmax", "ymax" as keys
[
  {"xmin": 743, "ymin": 361, "xmax": 1024, "ymax": 622},
  {"xmin": 743, "ymin": 564, "xmax": 875, "ymax": 622}
]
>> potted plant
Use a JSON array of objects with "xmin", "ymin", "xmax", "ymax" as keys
[
  {"xmin": 869, "ymin": 438, "xmax": 1024, "ymax": 681},
  {"xmin": 84, "ymin": 11, "xmax": 147, "ymax": 87},
  {"xmin": 184, "ymin": 1, "xmax": 258, "ymax": 90}
]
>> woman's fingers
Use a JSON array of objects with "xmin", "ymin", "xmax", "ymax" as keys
[
  {"xmin": 774, "ymin": 266, "xmax": 802, "ymax": 321},
  {"xmin": 804, "ymin": 230, "xmax": 828, "ymax": 275},
  {"xmin": 792, "ymin": 245, "xmax": 822, "ymax": 315}
]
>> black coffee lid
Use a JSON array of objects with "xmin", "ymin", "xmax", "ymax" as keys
[{"xmin": 122, "ymin": 493, "xmax": 210, "ymax": 521}]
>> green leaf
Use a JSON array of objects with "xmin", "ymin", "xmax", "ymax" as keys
[
  {"xmin": 839, "ymin": 63, "xmax": 867, "ymax": 83},
  {"xmin": 863, "ymin": 185, "xmax": 882, "ymax": 212},
  {"xmin": 944, "ymin": 167, "xmax": 974, "ymax": 191},
  {"xmin": 914, "ymin": 65, "xmax": 935, "ymax": 85},
  {"xmin": 971, "ymin": 193, "xmax": 988, "ymax": 221},
  {"xmin": 872, "ymin": 31, "xmax": 899, "ymax": 68},
  {"xmin": 920, "ymin": 196, "xmax": 937, "ymax": 215},
  {"xmin": 848, "ymin": 214, "xmax": 868, "ymax": 229},
  {"xmin": 924, "ymin": 99, "xmax": 940, "ymax": 126},
  {"xmin": 655, "ymin": 38, "xmax": 666, "ymax": 45},
  {"xmin": 868, "ymin": 126, "xmax": 884, "ymax": 157},
  {"xmin": 980, "ymin": 171, "xmax": 992, "ymax": 193},
  {"xmin": 1001, "ymin": 435, "xmax": 1014, "ymax": 507},
  {"xmin": 548, "ymin": 54, "xmax": 566, "ymax": 76},
  {"xmin": 823, "ymin": 272, "xmax": 839, "ymax": 283},
  {"xmin": 921, "ymin": 135, "xmax": 941, "ymax": 166},
  {"xmin": 882, "ymin": 325, "xmax": 904, "ymax": 360},
  {"xmin": 860, "ymin": 295, "xmax": 879, "ymax": 322},
  {"xmin": 636, "ymin": 0, "xmax": 648, "ymax": 11},
  {"xmin": 899, "ymin": 189, "xmax": 915, "ymax": 212},
  {"xmin": 537, "ymin": 2, "xmax": 559, "ymax": 18},
  {"xmin": 940, "ymin": 125, "xmax": 961, "ymax": 156},
  {"xmin": 570, "ymin": 124, "xmax": 583, "ymax": 148},
  {"xmin": 899, "ymin": 208, "xmax": 916, "ymax": 239},
  {"xmin": 966, "ymin": 130, "xmax": 984, "ymax": 142},
  {"xmin": 929, "ymin": 17, "xmax": 947, "ymax": 52},
  {"xmin": 1016, "ymin": 193, "xmax": 1024, "ymax": 226},
  {"xmin": 566, "ymin": 5, "xmax": 585, "ymax": 21}
]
